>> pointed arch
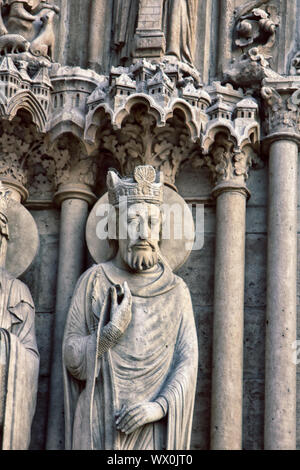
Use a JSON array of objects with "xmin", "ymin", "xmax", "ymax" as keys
[{"xmin": 7, "ymin": 90, "xmax": 48, "ymax": 133}]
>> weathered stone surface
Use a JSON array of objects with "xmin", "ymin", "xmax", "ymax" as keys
[
  {"xmin": 296, "ymin": 369, "xmax": 300, "ymax": 450},
  {"xmin": 35, "ymin": 312, "xmax": 54, "ymax": 377},
  {"xmin": 245, "ymin": 234, "xmax": 267, "ymax": 307},
  {"xmin": 246, "ymin": 207, "xmax": 267, "ymax": 233},
  {"xmin": 193, "ymin": 307, "xmax": 213, "ymax": 378},
  {"xmin": 30, "ymin": 208, "xmax": 60, "ymax": 235},
  {"xmin": 247, "ymin": 167, "xmax": 268, "ymax": 207},
  {"xmin": 243, "ymin": 379, "xmax": 264, "ymax": 450},
  {"xmin": 244, "ymin": 307, "xmax": 265, "ymax": 380},
  {"xmin": 0, "ymin": 0, "xmax": 299, "ymax": 453},
  {"xmin": 177, "ymin": 234, "xmax": 215, "ymax": 307},
  {"xmin": 190, "ymin": 376, "xmax": 211, "ymax": 450},
  {"xmin": 21, "ymin": 209, "xmax": 60, "ymax": 312},
  {"xmin": 29, "ymin": 377, "xmax": 51, "ymax": 450},
  {"xmin": 176, "ymin": 166, "xmax": 212, "ymax": 199},
  {"xmin": 29, "ymin": 314, "xmax": 54, "ymax": 449},
  {"xmin": 21, "ymin": 233, "xmax": 59, "ymax": 312}
]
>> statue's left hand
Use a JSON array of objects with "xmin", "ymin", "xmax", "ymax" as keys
[{"xmin": 115, "ymin": 402, "xmax": 164, "ymax": 435}]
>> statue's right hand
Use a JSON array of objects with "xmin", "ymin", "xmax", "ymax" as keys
[{"xmin": 110, "ymin": 282, "xmax": 132, "ymax": 334}]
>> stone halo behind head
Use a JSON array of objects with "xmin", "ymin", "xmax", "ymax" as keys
[
  {"xmin": 5, "ymin": 198, "xmax": 39, "ymax": 278},
  {"xmin": 86, "ymin": 185, "xmax": 195, "ymax": 272}
]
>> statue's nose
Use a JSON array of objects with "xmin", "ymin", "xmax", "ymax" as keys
[
  {"xmin": 139, "ymin": 221, "xmax": 148, "ymax": 239},
  {"xmin": 139, "ymin": 229, "xmax": 147, "ymax": 240}
]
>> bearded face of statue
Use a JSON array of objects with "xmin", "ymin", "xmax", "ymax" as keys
[{"xmin": 118, "ymin": 202, "xmax": 161, "ymax": 272}]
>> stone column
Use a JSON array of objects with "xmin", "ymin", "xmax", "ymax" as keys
[
  {"xmin": 46, "ymin": 183, "xmax": 96, "ymax": 450},
  {"xmin": 210, "ymin": 183, "xmax": 248, "ymax": 450},
  {"xmin": 207, "ymin": 134, "xmax": 252, "ymax": 450},
  {"xmin": 264, "ymin": 138, "xmax": 298, "ymax": 450},
  {"xmin": 262, "ymin": 81, "xmax": 300, "ymax": 450}
]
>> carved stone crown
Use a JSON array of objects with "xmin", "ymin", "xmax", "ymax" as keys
[
  {"xmin": 107, "ymin": 166, "xmax": 164, "ymax": 207},
  {"xmin": 0, "ymin": 181, "xmax": 10, "ymax": 221}
]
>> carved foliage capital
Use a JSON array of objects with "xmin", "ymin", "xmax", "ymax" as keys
[
  {"xmin": 204, "ymin": 132, "xmax": 260, "ymax": 188},
  {"xmin": 0, "ymin": 116, "xmax": 45, "ymax": 187},
  {"xmin": 261, "ymin": 86, "xmax": 300, "ymax": 135},
  {"xmin": 99, "ymin": 105, "xmax": 195, "ymax": 186},
  {"xmin": 53, "ymin": 137, "xmax": 97, "ymax": 190},
  {"xmin": 0, "ymin": 116, "xmax": 98, "ymax": 202}
]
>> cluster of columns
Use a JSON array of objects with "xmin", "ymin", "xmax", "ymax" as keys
[{"xmin": 210, "ymin": 88, "xmax": 299, "ymax": 450}]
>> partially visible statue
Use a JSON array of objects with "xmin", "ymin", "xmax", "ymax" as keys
[
  {"xmin": 63, "ymin": 166, "xmax": 198, "ymax": 450},
  {"xmin": 0, "ymin": 182, "xmax": 39, "ymax": 450},
  {"xmin": 112, "ymin": 0, "xmax": 198, "ymax": 66},
  {"xmin": 162, "ymin": 0, "xmax": 198, "ymax": 65},
  {"xmin": 0, "ymin": 0, "xmax": 59, "ymax": 60},
  {"xmin": 5, "ymin": 1, "xmax": 50, "ymax": 26},
  {"xmin": 113, "ymin": 0, "xmax": 139, "ymax": 62}
]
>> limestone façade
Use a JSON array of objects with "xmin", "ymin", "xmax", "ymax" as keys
[{"xmin": 0, "ymin": 0, "xmax": 299, "ymax": 450}]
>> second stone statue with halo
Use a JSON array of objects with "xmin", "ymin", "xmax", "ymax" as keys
[
  {"xmin": 0, "ymin": 181, "xmax": 39, "ymax": 450},
  {"xmin": 63, "ymin": 165, "xmax": 198, "ymax": 450}
]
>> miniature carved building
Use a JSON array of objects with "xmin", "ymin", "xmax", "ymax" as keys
[{"xmin": 0, "ymin": 0, "xmax": 299, "ymax": 451}]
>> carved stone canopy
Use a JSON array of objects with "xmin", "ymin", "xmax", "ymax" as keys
[{"xmin": 97, "ymin": 103, "xmax": 198, "ymax": 189}]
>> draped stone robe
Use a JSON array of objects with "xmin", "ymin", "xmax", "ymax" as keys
[
  {"xmin": 0, "ymin": 268, "xmax": 39, "ymax": 450},
  {"xmin": 113, "ymin": 0, "xmax": 139, "ymax": 62},
  {"xmin": 163, "ymin": 0, "xmax": 198, "ymax": 65},
  {"xmin": 63, "ymin": 260, "xmax": 198, "ymax": 450}
]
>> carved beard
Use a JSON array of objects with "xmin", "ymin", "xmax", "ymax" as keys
[{"xmin": 125, "ymin": 246, "xmax": 158, "ymax": 272}]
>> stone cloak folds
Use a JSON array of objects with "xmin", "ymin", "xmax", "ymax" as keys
[
  {"xmin": 0, "ymin": 271, "xmax": 39, "ymax": 450},
  {"xmin": 163, "ymin": 0, "xmax": 198, "ymax": 65},
  {"xmin": 63, "ymin": 261, "xmax": 198, "ymax": 450}
]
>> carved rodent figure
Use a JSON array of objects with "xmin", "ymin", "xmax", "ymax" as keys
[
  {"xmin": 0, "ymin": 34, "xmax": 30, "ymax": 53},
  {"xmin": 30, "ymin": 10, "xmax": 55, "ymax": 60}
]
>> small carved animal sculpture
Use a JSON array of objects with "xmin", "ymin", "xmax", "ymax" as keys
[
  {"xmin": 30, "ymin": 10, "xmax": 56, "ymax": 60},
  {"xmin": 0, "ymin": 33, "xmax": 30, "ymax": 54}
]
